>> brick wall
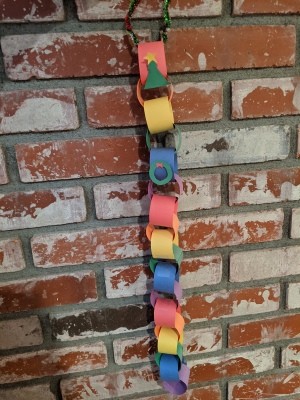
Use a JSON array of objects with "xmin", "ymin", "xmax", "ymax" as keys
[{"xmin": 1, "ymin": 1, "xmax": 300, "ymax": 399}]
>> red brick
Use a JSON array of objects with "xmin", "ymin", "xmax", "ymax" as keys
[
  {"xmin": 0, "ymin": 316, "xmax": 43, "ymax": 350},
  {"xmin": 113, "ymin": 326, "xmax": 222, "ymax": 365},
  {"xmin": 1, "ymin": 31, "xmax": 150, "ymax": 80},
  {"xmin": 291, "ymin": 208, "xmax": 300, "ymax": 238},
  {"xmin": 0, "ymin": 0, "xmax": 64, "ymax": 22},
  {"xmin": 15, "ymin": 126, "xmax": 290, "ymax": 183},
  {"xmin": 0, "ymin": 384, "xmax": 55, "ymax": 400},
  {"xmin": 0, "ymin": 146, "xmax": 8, "ymax": 184},
  {"xmin": 0, "ymin": 187, "xmax": 86, "ymax": 231},
  {"xmin": 230, "ymin": 246, "xmax": 300, "ymax": 282},
  {"xmin": 60, "ymin": 368, "xmax": 221, "ymax": 400},
  {"xmin": 61, "ymin": 367, "xmax": 160, "ymax": 399},
  {"xmin": 0, "ymin": 89, "xmax": 79, "ymax": 134},
  {"xmin": 0, "ymin": 271, "xmax": 97, "ymax": 313},
  {"xmin": 76, "ymin": 0, "xmax": 222, "ymax": 19},
  {"xmin": 16, "ymin": 136, "xmax": 148, "ymax": 182},
  {"xmin": 165, "ymin": 26, "xmax": 295, "ymax": 72},
  {"xmin": 94, "ymin": 175, "xmax": 221, "ymax": 220},
  {"xmin": 282, "ymin": 343, "xmax": 300, "ymax": 367},
  {"xmin": 228, "ymin": 371, "xmax": 300, "ymax": 399},
  {"xmin": 0, "ymin": 342, "xmax": 107, "ymax": 384},
  {"xmin": 232, "ymin": 77, "xmax": 300, "ymax": 119},
  {"xmin": 62, "ymin": 349, "xmax": 273, "ymax": 398},
  {"xmin": 183, "ymin": 285, "xmax": 279, "ymax": 322},
  {"xmin": 0, "ymin": 237, "xmax": 25, "ymax": 273},
  {"xmin": 138, "ymin": 386, "xmax": 221, "ymax": 400},
  {"xmin": 229, "ymin": 314, "xmax": 300, "ymax": 348},
  {"xmin": 190, "ymin": 347, "xmax": 274, "ymax": 383},
  {"xmin": 31, "ymin": 209, "xmax": 283, "ymax": 267},
  {"xmin": 104, "ymin": 255, "xmax": 222, "ymax": 299},
  {"xmin": 85, "ymin": 82, "xmax": 223, "ymax": 127},
  {"xmin": 233, "ymin": 0, "xmax": 300, "ymax": 14},
  {"xmin": 229, "ymin": 167, "xmax": 300, "ymax": 205}
]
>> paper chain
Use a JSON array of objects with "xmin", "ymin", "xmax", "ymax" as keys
[{"xmin": 136, "ymin": 41, "xmax": 190, "ymax": 395}]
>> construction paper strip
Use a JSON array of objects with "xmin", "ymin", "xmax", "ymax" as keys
[
  {"xmin": 150, "ymin": 229, "xmax": 175, "ymax": 259},
  {"xmin": 144, "ymin": 96, "xmax": 174, "ymax": 134},
  {"xmin": 154, "ymin": 298, "xmax": 177, "ymax": 327},
  {"xmin": 150, "ymin": 148, "xmax": 178, "ymax": 179},
  {"xmin": 149, "ymin": 194, "xmax": 178, "ymax": 228},
  {"xmin": 162, "ymin": 362, "xmax": 190, "ymax": 395},
  {"xmin": 138, "ymin": 41, "xmax": 168, "ymax": 85},
  {"xmin": 157, "ymin": 326, "xmax": 179, "ymax": 354},
  {"xmin": 156, "ymin": 344, "xmax": 183, "ymax": 371},
  {"xmin": 153, "ymin": 262, "xmax": 177, "ymax": 293},
  {"xmin": 160, "ymin": 354, "xmax": 179, "ymax": 381}
]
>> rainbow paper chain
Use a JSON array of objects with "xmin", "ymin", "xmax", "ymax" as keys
[{"xmin": 136, "ymin": 41, "xmax": 190, "ymax": 394}]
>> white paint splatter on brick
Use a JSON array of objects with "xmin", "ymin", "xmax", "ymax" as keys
[
  {"xmin": 291, "ymin": 209, "xmax": 300, "ymax": 238},
  {"xmin": 0, "ymin": 384, "xmax": 55, "ymax": 400},
  {"xmin": 0, "ymin": 238, "xmax": 25, "ymax": 273},
  {"xmin": 0, "ymin": 316, "xmax": 43, "ymax": 350}
]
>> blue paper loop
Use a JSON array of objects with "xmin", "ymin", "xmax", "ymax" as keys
[
  {"xmin": 154, "ymin": 262, "xmax": 177, "ymax": 294},
  {"xmin": 159, "ymin": 354, "xmax": 180, "ymax": 381}
]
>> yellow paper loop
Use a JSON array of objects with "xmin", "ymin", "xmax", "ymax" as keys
[
  {"xmin": 144, "ymin": 96, "xmax": 174, "ymax": 134},
  {"xmin": 151, "ymin": 229, "xmax": 175, "ymax": 259},
  {"xmin": 158, "ymin": 327, "xmax": 179, "ymax": 354}
]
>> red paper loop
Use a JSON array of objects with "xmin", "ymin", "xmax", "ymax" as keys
[
  {"xmin": 154, "ymin": 298, "xmax": 177, "ymax": 327},
  {"xmin": 149, "ymin": 194, "xmax": 178, "ymax": 228},
  {"xmin": 138, "ymin": 41, "xmax": 168, "ymax": 85}
]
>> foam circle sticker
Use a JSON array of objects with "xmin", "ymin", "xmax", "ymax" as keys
[
  {"xmin": 144, "ymin": 96, "xmax": 174, "ymax": 134},
  {"xmin": 138, "ymin": 41, "xmax": 168, "ymax": 85},
  {"xmin": 149, "ymin": 160, "xmax": 173, "ymax": 186}
]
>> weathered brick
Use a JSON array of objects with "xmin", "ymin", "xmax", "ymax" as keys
[
  {"xmin": 189, "ymin": 347, "xmax": 274, "ymax": 383},
  {"xmin": 291, "ymin": 208, "xmax": 300, "ymax": 238},
  {"xmin": 0, "ymin": 384, "xmax": 55, "ymax": 400},
  {"xmin": 0, "ymin": 237, "xmax": 25, "ymax": 273},
  {"xmin": 31, "ymin": 209, "xmax": 283, "ymax": 267},
  {"xmin": 104, "ymin": 255, "xmax": 222, "ymax": 299},
  {"xmin": 1, "ymin": 31, "xmax": 150, "ymax": 80},
  {"xmin": 166, "ymin": 26, "xmax": 295, "ymax": 72},
  {"xmin": 85, "ymin": 82, "xmax": 223, "ymax": 127},
  {"xmin": 0, "ymin": 146, "xmax": 8, "ymax": 184},
  {"xmin": 232, "ymin": 77, "xmax": 300, "ymax": 119},
  {"xmin": 0, "ymin": 343, "xmax": 107, "ymax": 384},
  {"xmin": 138, "ymin": 386, "xmax": 221, "ymax": 400},
  {"xmin": 230, "ymin": 246, "xmax": 300, "ymax": 282},
  {"xmin": 228, "ymin": 371, "xmax": 300, "ymax": 399},
  {"xmin": 113, "ymin": 326, "xmax": 222, "ymax": 365},
  {"xmin": 183, "ymin": 285, "xmax": 279, "ymax": 322},
  {"xmin": 0, "ymin": 0, "xmax": 64, "ymax": 22},
  {"xmin": 287, "ymin": 282, "xmax": 300, "ymax": 309},
  {"xmin": 76, "ymin": 0, "xmax": 222, "ymax": 19},
  {"xmin": 229, "ymin": 167, "xmax": 300, "ymax": 206},
  {"xmin": 0, "ymin": 89, "xmax": 79, "ymax": 134},
  {"xmin": 0, "ymin": 316, "xmax": 43, "ymax": 350},
  {"xmin": 0, "ymin": 187, "xmax": 86, "ymax": 231},
  {"xmin": 51, "ymin": 304, "xmax": 153, "ymax": 341},
  {"xmin": 282, "ymin": 343, "xmax": 300, "ymax": 367},
  {"xmin": 61, "ymin": 348, "xmax": 274, "ymax": 399},
  {"xmin": 61, "ymin": 366, "xmax": 160, "ymax": 399},
  {"xmin": 0, "ymin": 271, "xmax": 97, "ymax": 313},
  {"xmin": 15, "ymin": 125, "xmax": 290, "ymax": 182},
  {"xmin": 94, "ymin": 175, "xmax": 221, "ymax": 220},
  {"xmin": 233, "ymin": 0, "xmax": 300, "ymax": 14},
  {"xmin": 228, "ymin": 314, "xmax": 300, "ymax": 348}
]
